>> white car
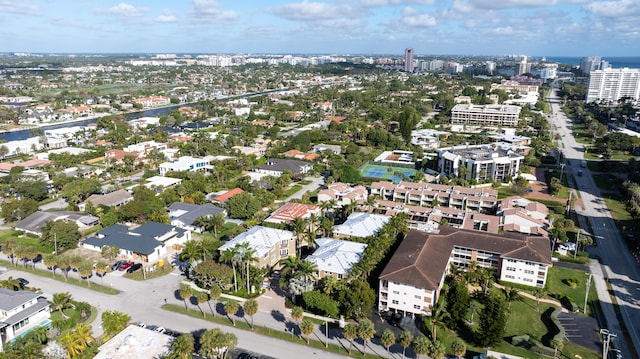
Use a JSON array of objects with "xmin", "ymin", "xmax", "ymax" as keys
[{"xmin": 154, "ymin": 327, "xmax": 165, "ymax": 334}]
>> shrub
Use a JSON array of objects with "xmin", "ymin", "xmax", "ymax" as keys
[
  {"xmin": 302, "ymin": 290, "xmax": 339, "ymax": 318},
  {"xmin": 562, "ymin": 278, "xmax": 579, "ymax": 287},
  {"xmin": 511, "ymin": 334, "xmax": 531, "ymax": 347}
]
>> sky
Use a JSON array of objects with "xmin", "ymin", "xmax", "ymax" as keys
[{"xmin": 0, "ymin": 0, "xmax": 639, "ymax": 56}]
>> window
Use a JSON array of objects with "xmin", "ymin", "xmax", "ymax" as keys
[
  {"xmin": 414, "ymin": 295, "xmax": 421, "ymax": 299},
  {"xmin": 413, "ymin": 305, "xmax": 421, "ymax": 310},
  {"xmin": 506, "ymin": 266, "xmax": 516, "ymax": 272},
  {"xmin": 393, "ymin": 291, "xmax": 400, "ymax": 295},
  {"xmin": 524, "ymin": 269, "xmax": 534, "ymax": 275},
  {"xmin": 392, "ymin": 300, "xmax": 399, "ymax": 305},
  {"xmin": 280, "ymin": 249, "xmax": 288, "ymax": 256}
]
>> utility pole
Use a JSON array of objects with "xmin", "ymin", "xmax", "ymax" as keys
[
  {"xmin": 54, "ymin": 233, "xmax": 57, "ymax": 255},
  {"xmin": 600, "ymin": 328, "xmax": 616, "ymax": 359},
  {"xmin": 574, "ymin": 230, "xmax": 580, "ymax": 259},
  {"xmin": 584, "ymin": 272, "xmax": 592, "ymax": 314}
]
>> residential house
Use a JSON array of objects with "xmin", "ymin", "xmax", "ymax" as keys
[
  {"xmin": 132, "ymin": 96, "xmax": 170, "ymax": 108},
  {"xmin": 79, "ymin": 189, "xmax": 133, "ymax": 212},
  {"xmin": 15, "ymin": 210, "xmax": 99, "ymax": 236},
  {"xmin": 168, "ymin": 202, "xmax": 226, "ymax": 233},
  {"xmin": 306, "ymin": 237, "xmax": 367, "ymax": 280},
  {"xmin": 94, "ymin": 325, "xmax": 171, "ymax": 359},
  {"xmin": 280, "ymin": 150, "xmax": 319, "ymax": 162},
  {"xmin": 0, "ymin": 289, "xmax": 51, "ymax": 352},
  {"xmin": 83, "ymin": 222, "xmax": 190, "ymax": 262},
  {"xmin": 0, "ymin": 159, "xmax": 51, "ymax": 173},
  {"xmin": 410, "ymin": 129, "xmax": 448, "ymax": 150},
  {"xmin": 313, "ymin": 143, "xmax": 342, "ymax": 155},
  {"xmin": 333, "ymin": 212, "xmax": 390, "ymax": 239},
  {"xmin": 218, "ymin": 226, "xmax": 296, "ymax": 269},
  {"xmin": 374, "ymin": 150, "xmax": 417, "ymax": 166},
  {"xmin": 254, "ymin": 158, "xmax": 312, "ymax": 177},
  {"xmin": 317, "ymin": 182, "xmax": 368, "ymax": 206},
  {"xmin": 264, "ymin": 202, "xmax": 320, "ymax": 224},
  {"xmin": 210, "ymin": 188, "xmax": 245, "ymax": 204},
  {"xmin": 378, "ymin": 228, "xmax": 552, "ymax": 317},
  {"xmin": 158, "ymin": 156, "xmax": 214, "ymax": 176}
]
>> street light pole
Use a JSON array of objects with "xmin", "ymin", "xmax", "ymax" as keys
[
  {"xmin": 584, "ymin": 272, "xmax": 592, "ymax": 314},
  {"xmin": 600, "ymin": 328, "xmax": 616, "ymax": 359},
  {"xmin": 54, "ymin": 233, "xmax": 57, "ymax": 255}
]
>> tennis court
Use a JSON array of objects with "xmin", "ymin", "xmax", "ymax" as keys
[{"xmin": 359, "ymin": 163, "xmax": 417, "ymax": 183}]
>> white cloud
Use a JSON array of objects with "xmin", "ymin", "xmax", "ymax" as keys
[
  {"xmin": 452, "ymin": 0, "xmax": 565, "ymax": 11},
  {"xmin": 360, "ymin": 0, "xmax": 435, "ymax": 6},
  {"xmin": 104, "ymin": 3, "xmax": 147, "ymax": 17},
  {"xmin": 584, "ymin": 0, "xmax": 640, "ymax": 17},
  {"xmin": 156, "ymin": 9, "xmax": 177, "ymax": 23},
  {"xmin": 0, "ymin": 0, "xmax": 40, "ymax": 15},
  {"xmin": 402, "ymin": 7, "xmax": 421, "ymax": 16},
  {"xmin": 189, "ymin": 0, "xmax": 238, "ymax": 22},
  {"xmin": 268, "ymin": 1, "xmax": 362, "ymax": 21}
]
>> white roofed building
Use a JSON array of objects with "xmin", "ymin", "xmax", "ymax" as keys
[
  {"xmin": 158, "ymin": 156, "xmax": 214, "ymax": 176},
  {"xmin": 333, "ymin": 212, "xmax": 390, "ymax": 239},
  {"xmin": 218, "ymin": 226, "xmax": 296, "ymax": 269},
  {"xmin": 306, "ymin": 237, "xmax": 367, "ymax": 280}
]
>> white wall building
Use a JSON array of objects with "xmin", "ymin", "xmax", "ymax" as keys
[
  {"xmin": 450, "ymin": 104, "xmax": 521, "ymax": 127},
  {"xmin": 0, "ymin": 289, "xmax": 51, "ymax": 351},
  {"xmin": 158, "ymin": 156, "xmax": 214, "ymax": 176},
  {"xmin": 436, "ymin": 144, "xmax": 524, "ymax": 182},
  {"xmin": 586, "ymin": 68, "xmax": 640, "ymax": 104}
]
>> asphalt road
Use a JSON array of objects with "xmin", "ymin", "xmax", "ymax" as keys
[{"xmin": 548, "ymin": 87, "xmax": 640, "ymax": 358}]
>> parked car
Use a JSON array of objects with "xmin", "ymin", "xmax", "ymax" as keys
[
  {"xmin": 111, "ymin": 261, "xmax": 122, "ymax": 271},
  {"xmin": 118, "ymin": 261, "xmax": 133, "ymax": 271},
  {"xmin": 17, "ymin": 278, "xmax": 29, "ymax": 286},
  {"xmin": 127, "ymin": 263, "xmax": 142, "ymax": 273},
  {"xmin": 154, "ymin": 327, "xmax": 165, "ymax": 334}
]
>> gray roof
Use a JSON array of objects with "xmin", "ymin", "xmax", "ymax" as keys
[
  {"xmin": 0, "ymin": 288, "xmax": 41, "ymax": 311},
  {"xmin": 85, "ymin": 221, "xmax": 184, "ymax": 255},
  {"xmin": 83, "ymin": 189, "xmax": 133, "ymax": 207},
  {"xmin": 168, "ymin": 202, "xmax": 225, "ymax": 227},
  {"xmin": 15, "ymin": 210, "xmax": 99, "ymax": 234},
  {"xmin": 1, "ymin": 299, "xmax": 49, "ymax": 327},
  {"xmin": 256, "ymin": 158, "xmax": 311, "ymax": 174}
]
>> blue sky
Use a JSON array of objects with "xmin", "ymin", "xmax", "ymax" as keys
[{"xmin": 0, "ymin": 0, "xmax": 638, "ymax": 56}]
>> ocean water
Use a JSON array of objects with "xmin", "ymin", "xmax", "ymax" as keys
[{"xmin": 540, "ymin": 56, "xmax": 640, "ymax": 68}]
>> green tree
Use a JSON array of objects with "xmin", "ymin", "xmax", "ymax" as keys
[
  {"xmin": 446, "ymin": 280, "xmax": 470, "ymax": 328},
  {"xmin": 357, "ymin": 319, "xmax": 375, "ymax": 355},
  {"xmin": 196, "ymin": 291, "xmax": 209, "ymax": 318},
  {"xmin": 52, "ymin": 292, "xmax": 73, "ymax": 319},
  {"xmin": 1, "ymin": 198, "xmax": 39, "ymax": 221},
  {"xmin": 429, "ymin": 299, "xmax": 450, "ymax": 341},
  {"xmin": 179, "ymin": 283, "xmax": 192, "ymax": 310},
  {"xmin": 428, "ymin": 339, "xmax": 446, "ymax": 359},
  {"xmin": 243, "ymin": 299, "xmax": 258, "ymax": 329},
  {"xmin": 290, "ymin": 305, "xmax": 304, "ymax": 332},
  {"xmin": 194, "ymin": 213, "xmax": 225, "ymax": 236},
  {"xmin": 477, "ymin": 291, "xmax": 507, "ymax": 347},
  {"xmin": 398, "ymin": 330, "xmax": 414, "ymax": 359},
  {"xmin": 343, "ymin": 323, "xmax": 358, "ymax": 355},
  {"xmin": 192, "ymin": 260, "xmax": 233, "ymax": 290},
  {"xmin": 168, "ymin": 333, "xmax": 195, "ymax": 359},
  {"xmin": 341, "ymin": 279, "xmax": 375, "ymax": 319},
  {"xmin": 451, "ymin": 338, "xmax": 467, "ymax": 359},
  {"xmin": 101, "ymin": 246, "xmax": 120, "ymax": 260},
  {"xmin": 551, "ymin": 339, "xmax": 564, "ymax": 358},
  {"xmin": 101, "ymin": 310, "xmax": 130, "ymax": 339},
  {"xmin": 381, "ymin": 329, "xmax": 396, "ymax": 355},
  {"xmin": 41, "ymin": 220, "xmax": 81, "ymax": 252},
  {"xmin": 413, "ymin": 336, "xmax": 431, "ymax": 359},
  {"xmin": 224, "ymin": 301, "xmax": 239, "ymax": 326},
  {"xmin": 209, "ymin": 284, "xmax": 222, "ymax": 318},
  {"xmin": 300, "ymin": 318, "xmax": 314, "ymax": 344},
  {"xmin": 226, "ymin": 192, "xmax": 261, "ymax": 219}
]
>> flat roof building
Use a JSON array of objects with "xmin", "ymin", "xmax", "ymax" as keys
[
  {"xmin": 586, "ymin": 68, "xmax": 640, "ymax": 104},
  {"xmin": 451, "ymin": 104, "xmax": 521, "ymax": 127},
  {"xmin": 436, "ymin": 144, "xmax": 524, "ymax": 182}
]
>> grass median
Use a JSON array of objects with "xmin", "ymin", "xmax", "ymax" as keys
[{"xmin": 0, "ymin": 259, "xmax": 120, "ymax": 295}]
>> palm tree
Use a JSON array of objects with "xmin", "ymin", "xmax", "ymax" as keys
[
  {"xmin": 43, "ymin": 254, "xmax": 58, "ymax": 277},
  {"xmin": 380, "ymin": 329, "xmax": 396, "ymax": 355},
  {"xmin": 469, "ymin": 300, "xmax": 481, "ymax": 324},
  {"xmin": 451, "ymin": 339, "xmax": 467, "ymax": 359},
  {"xmin": 194, "ymin": 214, "xmax": 225, "ymax": 236},
  {"xmin": 235, "ymin": 242, "xmax": 256, "ymax": 294},
  {"xmin": 78, "ymin": 261, "xmax": 93, "ymax": 287},
  {"xmin": 224, "ymin": 301, "xmax": 239, "ymax": 326},
  {"xmin": 343, "ymin": 323, "xmax": 358, "ymax": 355},
  {"xmin": 413, "ymin": 336, "xmax": 431, "ymax": 359},
  {"xmin": 533, "ymin": 288, "xmax": 545, "ymax": 312},
  {"xmin": 74, "ymin": 323, "xmax": 94, "ymax": 350},
  {"xmin": 357, "ymin": 319, "xmax": 375, "ymax": 355},
  {"xmin": 169, "ymin": 333, "xmax": 195, "ymax": 359},
  {"xmin": 503, "ymin": 287, "xmax": 521, "ymax": 310},
  {"xmin": 429, "ymin": 300, "xmax": 450, "ymax": 341},
  {"xmin": 551, "ymin": 339, "xmax": 564, "ymax": 358},
  {"xmin": 1, "ymin": 238, "xmax": 17, "ymax": 266},
  {"xmin": 428, "ymin": 339, "xmax": 446, "ymax": 359},
  {"xmin": 68, "ymin": 255, "xmax": 83, "ymax": 275},
  {"xmin": 243, "ymin": 299, "xmax": 258, "ymax": 329},
  {"xmin": 300, "ymin": 318, "xmax": 314, "ymax": 344},
  {"xmin": 95, "ymin": 261, "xmax": 109, "ymax": 284},
  {"xmin": 57, "ymin": 256, "xmax": 70, "ymax": 281},
  {"xmin": 398, "ymin": 330, "xmax": 414, "ymax": 358},
  {"xmin": 290, "ymin": 306, "xmax": 304, "ymax": 335},
  {"xmin": 478, "ymin": 266, "xmax": 495, "ymax": 294},
  {"xmin": 58, "ymin": 330, "xmax": 83, "ymax": 358},
  {"xmin": 196, "ymin": 291, "xmax": 209, "ymax": 318},
  {"xmin": 179, "ymin": 283, "xmax": 192, "ymax": 310},
  {"xmin": 296, "ymin": 259, "xmax": 318, "ymax": 282},
  {"xmin": 1, "ymin": 276, "xmax": 22, "ymax": 291},
  {"xmin": 290, "ymin": 217, "xmax": 306, "ymax": 256},
  {"xmin": 209, "ymin": 284, "xmax": 222, "ymax": 317},
  {"xmin": 220, "ymin": 247, "xmax": 239, "ymax": 292},
  {"xmin": 52, "ymin": 292, "xmax": 73, "ymax": 319}
]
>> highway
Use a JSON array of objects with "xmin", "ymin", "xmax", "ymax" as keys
[{"xmin": 547, "ymin": 87, "xmax": 640, "ymax": 359}]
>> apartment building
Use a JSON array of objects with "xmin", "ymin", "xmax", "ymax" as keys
[
  {"xmin": 317, "ymin": 182, "xmax": 368, "ymax": 206},
  {"xmin": 378, "ymin": 228, "xmax": 552, "ymax": 317},
  {"xmin": 586, "ymin": 68, "xmax": 640, "ymax": 104},
  {"xmin": 370, "ymin": 181, "xmax": 498, "ymax": 213},
  {"xmin": 306, "ymin": 237, "xmax": 367, "ymax": 280},
  {"xmin": 450, "ymin": 104, "xmax": 521, "ymax": 127},
  {"xmin": 158, "ymin": 156, "xmax": 214, "ymax": 176},
  {"xmin": 436, "ymin": 144, "xmax": 524, "ymax": 182}
]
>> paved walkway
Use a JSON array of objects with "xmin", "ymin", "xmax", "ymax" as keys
[{"xmin": 493, "ymin": 282, "xmax": 565, "ymax": 310}]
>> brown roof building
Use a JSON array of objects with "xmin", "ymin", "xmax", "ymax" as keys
[{"xmin": 378, "ymin": 228, "xmax": 552, "ymax": 317}]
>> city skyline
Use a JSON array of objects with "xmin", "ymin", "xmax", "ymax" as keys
[{"xmin": 0, "ymin": 0, "xmax": 639, "ymax": 56}]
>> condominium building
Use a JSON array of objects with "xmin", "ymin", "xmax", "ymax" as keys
[
  {"xmin": 586, "ymin": 68, "xmax": 640, "ymax": 104},
  {"xmin": 378, "ymin": 228, "xmax": 552, "ymax": 317},
  {"xmin": 450, "ymin": 104, "xmax": 521, "ymax": 127},
  {"xmin": 158, "ymin": 156, "xmax": 214, "ymax": 176},
  {"xmin": 436, "ymin": 144, "xmax": 524, "ymax": 182},
  {"xmin": 404, "ymin": 48, "xmax": 414, "ymax": 73},
  {"xmin": 580, "ymin": 56, "xmax": 610, "ymax": 75},
  {"xmin": 369, "ymin": 181, "xmax": 498, "ymax": 213}
]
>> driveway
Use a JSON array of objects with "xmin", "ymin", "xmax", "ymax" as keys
[{"xmin": 285, "ymin": 176, "xmax": 324, "ymax": 201}]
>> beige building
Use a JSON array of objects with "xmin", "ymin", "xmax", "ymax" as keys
[
  {"xmin": 218, "ymin": 226, "xmax": 296, "ymax": 269},
  {"xmin": 451, "ymin": 104, "xmax": 521, "ymax": 127}
]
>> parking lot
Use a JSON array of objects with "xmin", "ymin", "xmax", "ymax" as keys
[{"xmin": 557, "ymin": 312, "xmax": 601, "ymax": 353}]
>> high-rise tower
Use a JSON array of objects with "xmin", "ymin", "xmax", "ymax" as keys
[{"xmin": 404, "ymin": 48, "xmax": 414, "ymax": 73}]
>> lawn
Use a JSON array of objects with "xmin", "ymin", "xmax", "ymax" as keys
[
  {"xmin": 0, "ymin": 230, "xmax": 55, "ymax": 254},
  {"xmin": 124, "ymin": 263, "xmax": 174, "ymax": 280},
  {"xmin": 546, "ymin": 266, "xmax": 598, "ymax": 316}
]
